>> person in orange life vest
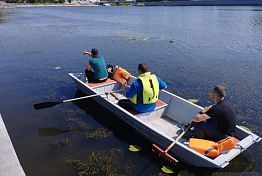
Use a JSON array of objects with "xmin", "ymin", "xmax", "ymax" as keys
[
  {"xmin": 83, "ymin": 48, "xmax": 108, "ymax": 83},
  {"xmin": 118, "ymin": 63, "xmax": 167, "ymax": 113},
  {"xmin": 192, "ymin": 85, "xmax": 236, "ymax": 141}
]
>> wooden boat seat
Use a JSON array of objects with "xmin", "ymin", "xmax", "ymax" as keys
[
  {"xmin": 87, "ymin": 78, "xmax": 117, "ymax": 88},
  {"xmin": 127, "ymin": 99, "xmax": 168, "ymax": 116}
]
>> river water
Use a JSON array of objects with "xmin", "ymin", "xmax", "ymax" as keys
[{"xmin": 0, "ymin": 6, "xmax": 262, "ymax": 176}]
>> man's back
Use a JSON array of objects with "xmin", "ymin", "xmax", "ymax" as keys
[
  {"xmin": 126, "ymin": 76, "xmax": 167, "ymax": 113},
  {"xmin": 206, "ymin": 101, "xmax": 236, "ymax": 135},
  {"xmin": 89, "ymin": 56, "xmax": 108, "ymax": 80}
]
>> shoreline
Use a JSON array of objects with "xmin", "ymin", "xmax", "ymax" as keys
[
  {"xmin": 0, "ymin": 2, "xmax": 99, "ymax": 8},
  {"xmin": 2, "ymin": 1, "xmax": 262, "ymax": 9}
]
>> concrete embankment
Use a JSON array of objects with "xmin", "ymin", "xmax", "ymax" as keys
[{"xmin": 0, "ymin": 114, "xmax": 25, "ymax": 176}]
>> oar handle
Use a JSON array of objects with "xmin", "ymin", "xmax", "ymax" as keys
[
  {"xmin": 164, "ymin": 123, "xmax": 193, "ymax": 153},
  {"xmin": 63, "ymin": 89, "xmax": 124, "ymax": 103}
]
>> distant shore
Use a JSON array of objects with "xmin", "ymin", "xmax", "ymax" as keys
[
  {"xmin": 144, "ymin": 0, "xmax": 262, "ymax": 6},
  {"xmin": 0, "ymin": 2, "xmax": 99, "ymax": 8},
  {"xmin": 2, "ymin": 0, "xmax": 262, "ymax": 8}
]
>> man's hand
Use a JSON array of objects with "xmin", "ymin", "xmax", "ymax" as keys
[
  {"xmin": 83, "ymin": 51, "xmax": 91, "ymax": 56},
  {"xmin": 121, "ymin": 80, "xmax": 127, "ymax": 85},
  {"xmin": 203, "ymin": 105, "xmax": 213, "ymax": 113}
]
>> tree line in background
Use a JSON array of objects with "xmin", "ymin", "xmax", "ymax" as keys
[
  {"xmin": 4, "ymin": 0, "xmax": 171, "ymax": 4},
  {"xmin": 5, "ymin": 0, "xmax": 65, "ymax": 3},
  {"xmin": 137, "ymin": 0, "xmax": 176, "ymax": 2}
]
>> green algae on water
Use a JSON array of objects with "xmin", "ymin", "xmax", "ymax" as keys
[
  {"xmin": 85, "ymin": 128, "xmax": 113, "ymax": 139},
  {"xmin": 65, "ymin": 148, "xmax": 131, "ymax": 176}
]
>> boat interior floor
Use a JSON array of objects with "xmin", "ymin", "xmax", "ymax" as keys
[
  {"xmin": 143, "ymin": 117, "xmax": 181, "ymax": 139},
  {"xmin": 105, "ymin": 92, "xmax": 181, "ymax": 139}
]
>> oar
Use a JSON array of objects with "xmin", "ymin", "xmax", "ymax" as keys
[
  {"xmin": 34, "ymin": 89, "xmax": 124, "ymax": 110},
  {"xmin": 152, "ymin": 122, "xmax": 194, "ymax": 165}
]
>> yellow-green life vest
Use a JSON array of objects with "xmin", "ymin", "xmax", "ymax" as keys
[{"xmin": 130, "ymin": 72, "xmax": 159, "ymax": 104}]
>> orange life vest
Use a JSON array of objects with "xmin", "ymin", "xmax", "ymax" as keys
[
  {"xmin": 189, "ymin": 137, "xmax": 239, "ymax": 158},
  {"xmin": 112, "ymin": 66, "xmax": 131, "ymax": 85}
]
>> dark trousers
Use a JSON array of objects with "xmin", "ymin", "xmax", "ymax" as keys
[
  {"xmin": 193, "ymin": 121, "xmax": 227, "ymax": 142},
  {"xmin": 118, "ymin": 99, "xmax": 135, "ymax": 110},
  {"xmin": 85, "ymin": 69, "xmax": 107, "ymax": 83}
]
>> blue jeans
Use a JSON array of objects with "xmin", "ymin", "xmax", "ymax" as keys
[{"xmin": 193, "ymin": 121, "xmax": 227, "ymax": 141}]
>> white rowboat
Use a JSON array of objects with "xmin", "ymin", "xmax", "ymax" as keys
[{"xmin": 69, "ymin": 73, "xmax": 261, "ymax": 168}]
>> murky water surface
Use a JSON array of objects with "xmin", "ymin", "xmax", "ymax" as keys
[{"xmin": 0, "ymin": 6, "xmax": 262, "ymax": 176}]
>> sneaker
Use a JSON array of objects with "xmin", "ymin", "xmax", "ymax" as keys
[{"xmin": 183, "ymin": 141, "xmax": 189, "ymax": 145}]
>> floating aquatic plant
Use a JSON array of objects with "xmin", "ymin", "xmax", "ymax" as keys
[
  {"xmin": 65, "ymin": 148, "xmax": 131, "ymax": 176},
  {"xmin": 239, "ymin": 126, "xmax": 251, "ymax": 132},
  {"xmin": 161, "ymin": 165, "xmax": 174, "ymax": 174},
  {"xmin": 128, "ymin": 145, "xmax": 141, "ymax": 152},
  {"xmin": 187, "ymin": 99, "xmax": 199, "ymax": 103},
  {"xmin": 116, "ymin": 32, "xmax": 151, "ymax": 42},
  {"xmin": 85, "ymin": 128, "xmax": 113, "ymax": 139}
]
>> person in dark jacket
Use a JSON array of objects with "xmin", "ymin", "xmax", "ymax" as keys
[{"xmin": 192, "ymin": 85, "xmax": 236, "ymax": 141}]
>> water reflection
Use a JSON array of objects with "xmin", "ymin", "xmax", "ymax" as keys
[
  {"xmin": 38, "ymin": 127, "xmax": 69, "ymax": 137},
  {"xmin": 216, "ymin": 8, "xmax": 262, "ymax": 12},
  {"xmin": 0, "ymin": 11, "xmax": 5, "ymax": 24},
  {"xmin": 217, "ymin": 154, "xmax": 255, "ymax": 173},
  {"xmin": 251, "ymin": 14, "xmax": 262, "ymax": 27}
]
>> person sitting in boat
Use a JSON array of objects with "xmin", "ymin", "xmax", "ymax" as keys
[
  {"xmin": 118, "ymin": 63, "xmax": 167, "ymax": 113},
  {"xmin": 83, "ymin": 48, "xmax": 108, "ymax": 83},
  {"xmin": 192, "ymin": 85, "xmax": 236, "ymax": 141}
]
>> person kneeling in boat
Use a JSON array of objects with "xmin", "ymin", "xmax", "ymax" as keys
[
  {"xmin": 118, "ymin": 63, "xmax": 167, "ymax": 113},
  {"xmin": 83, "ymin": 48, "xmax": 108, "ymax": 83},
  {"xmin": 191, "ymin": 85, "xmax": 236, "ymax": 141}
]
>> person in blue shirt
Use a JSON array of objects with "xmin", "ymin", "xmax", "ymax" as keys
[
  {"xmin": 83, "ymin": 48, "xmax": 108, "ymax": 83},
  {"xmin": 118, "ymin": 63, "xmax": 167, "ymax": 113}
]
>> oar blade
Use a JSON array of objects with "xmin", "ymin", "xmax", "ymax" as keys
[{"xmin": 34, "ymin": 101, "xmax": 62, "ymax": 110}]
